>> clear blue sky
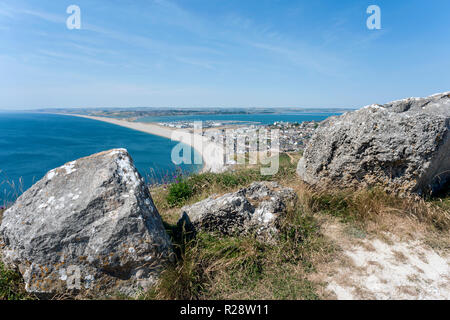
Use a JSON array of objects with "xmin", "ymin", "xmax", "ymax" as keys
[{"xmin": 1, "ymin": 0, "xmax": 449, "ymax": 109}]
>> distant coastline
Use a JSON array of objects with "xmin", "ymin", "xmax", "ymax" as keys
[
  {"xmin": 33, "ymin": 107, "xmax": 354, "ymax": 119},
  {"xmin": 64, "ymin": 114, "xmax": 226, "ymax": 173}
]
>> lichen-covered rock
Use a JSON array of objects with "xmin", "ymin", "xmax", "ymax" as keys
[
  {"xmin": 0, "ymin": 149, "xmax": 172, "ymax": 298},
  {"xmin": 178, "ymin": 182, "xmax": 297, "ymax": 240},
  {"xmin": 297, "ymin": 92, "xmax": 450, "ymax": 196}
]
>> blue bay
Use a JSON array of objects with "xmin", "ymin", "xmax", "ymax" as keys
[
  {"xmin": 0, "ymin": 113, "xmax": 201, "ymax": 204},
  {"xmin": 0, "ymin": 112, "xmax": 340, "ymax": 204}
]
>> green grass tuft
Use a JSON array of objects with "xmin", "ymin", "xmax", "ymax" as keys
[
  {"xmin": 154, "ymin": 152, "xmax": 302, "ymax": 211},
  {"xmin": 143, "ymin": 190, "xmax": 334, "ymax": 300},
  {"xmin": 0, "ymin": 260, "xmax": 32, "ymax": 300},
  {"xmin": 166, "ymin": 180, "xmax": 193, "ymax": 207},
  {"xmin": 307, "ymin": 187, "xmax": 450, "ymax": 231}
]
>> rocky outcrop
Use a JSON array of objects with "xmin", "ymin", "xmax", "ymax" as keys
[
  {"xmin": 178, "ymin": 182, "xmax": 297, "ymax": 240},
  {"xmin": 297, "ymin": 92, "xmax": 450, "ymax": 195},
  {"xmin": 0, "ymin": 149, "xmax": 172, "ymax": 297}
]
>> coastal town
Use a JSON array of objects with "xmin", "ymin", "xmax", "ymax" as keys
[
  {"xmin": 65, "ymin": 114, "xmax": 326, "ymax": 174},
  {"xmin": 157, "ymin": 119, "xmax": 321, "ymax": 154},
  {"xmin": 268, "ymin": 120, "xmax": 320, "ymax": 152}
]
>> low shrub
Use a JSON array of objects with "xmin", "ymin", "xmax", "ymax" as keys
[
  {"xmin": 0, "ymin": 207, "xmax": 4, "ymax": 224},
  {"xmin": 0, "ymin": 261, "xmax": 32, "ymax": 300},
  {"xmin": 145, "ymin": 194, "xmax": 333, "ymax": 300},
  {"xmin": 157, "ymin": 152, "xmax": 302, "ymax": 210},
  {"xmin": 166, "ymin": 180, "xmax": 193, "ymax": 207},
  {"xmin": 145, "ymin": 233, "xmax": 267, "ymax": 300},
  {"xmin": 306, "ymin": 187, "xmax": 450, "ymax": 231}
]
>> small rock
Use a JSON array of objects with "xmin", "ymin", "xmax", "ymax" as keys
[{"xmin": 178, "ymin": 182, "xmax": 297, "ymax": 241}]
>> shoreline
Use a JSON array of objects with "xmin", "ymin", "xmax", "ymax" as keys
[{"xmin": 63, "ymin": 114, "xmax": 226, "ymax": 173}]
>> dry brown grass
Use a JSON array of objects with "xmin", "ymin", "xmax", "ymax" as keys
[
  {"xmin": 289, "ymin": 180, "xmax": 450, "ymax": 251},
  {"xmin": 0, "ymin": 253, "xmax": 34, "ymax": 300},
  {"xmin": 150, "ymin": 153, "xmax": 302, "ymax": 211},
  {"xmin": 146, "ymin": 153, "xmax": 449, "ymax": 300},
  {"xmin": 2, "ymin": 151, "xmax": 449, "ymax": 300},
  {"xmin": 289, "ymin": 182, "xmax": 450, "ymax": 232},
  {"xmin": 143, "ymin": 192, "xmax": 336, "ymax": 300}
]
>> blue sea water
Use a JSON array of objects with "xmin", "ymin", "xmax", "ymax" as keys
[
  {"xmin": 0, "ymin": 112, "xmax": 341, "ymax": 205},
  {"xmin": 0, "ymin": 113, "xmax": 201, "ymax": 204}
]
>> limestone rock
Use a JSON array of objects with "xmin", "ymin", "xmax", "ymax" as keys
[
  {"xmin": 297, "ymin": 92, "xmax": 450, "ymax": 195},
  {"xmin": 0, "ymin": 149, "xmax": 172, "ymax": 297},
  {"xmin": 178, "ymin": 182, "xmax": 297, "ymax": 240}
]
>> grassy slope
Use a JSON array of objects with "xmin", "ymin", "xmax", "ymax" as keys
[
  {"xmin": 0, "ymin": 260, "xmax": 33, "ymax": 300},
  {"xmin": 1, "ymin": 207, "xmax": 37, "ymax": 300},
  {"xmin": 145, "ymin": 153, "xmax": 333, "ymax": 299},
  {"xmin": 0, "ymin": 208, "xmax": 33, "ymax": 300},
  {"xmin": 145, "ymin": 153, "xmax": 450, "ymax": 300},
  {"xmin": 1, "ymin": 153, "xmax": 449, "ymax": 300}
]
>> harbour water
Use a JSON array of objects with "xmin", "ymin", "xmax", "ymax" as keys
[{"xmin": 138, "ymin": 112, "xmax": 341, "ymax": 125}]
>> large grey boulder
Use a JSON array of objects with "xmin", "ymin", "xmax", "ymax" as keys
[
  {"xmin": 297, "ymin": 92, "xmax": 450, "ymax": 195},
  {"xmin": 0, "ymin": 149, "xmax": 172, "ymax": 297},
  {"xmin": 178, "ymin": 182, "xmax": 297, "ymax": 241}
]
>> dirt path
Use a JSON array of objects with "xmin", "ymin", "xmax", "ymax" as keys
[{"xmin": 286, "ymin": 152, "xmax": 296, "ymax": 164}]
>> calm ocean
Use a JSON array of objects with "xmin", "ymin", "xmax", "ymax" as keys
[
  {"xmin": 139, "ymin": 112, "xmax": 341, "ymax": 125},
  {"xmin": 0, "ymin": 112, "xmax": 339, "ymax": 204},
  {"xmin": 0, "ymin": 113, "xmax": 201, "ymax": 204}
]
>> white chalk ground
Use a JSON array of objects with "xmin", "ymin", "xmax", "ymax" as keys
[{"xmin": 326, "ymin": 234, "xmax": 450, "ymax": 300}]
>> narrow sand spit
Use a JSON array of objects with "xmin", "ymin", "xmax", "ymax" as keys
[{"xmin": 64, "ymin": 114, "xmax": 226, "ymax": 173}]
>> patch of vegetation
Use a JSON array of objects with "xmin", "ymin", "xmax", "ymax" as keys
[
  {"xmin": 120, "ymin": 151, "xmax": 450, "ymax": 299},
  {"xmin": 166, "ymin": 180, "xmax": 193, "ymax": 207},
  {"xmin": 437, "ymin": 196, "xmax": 450, "ymax": 212},
  {"xmin": 0, "ymin": 207, "xmax": 4, "ymax": 224},
  {"xmin": 429, "ymin": 184, "xmax": 450, "ymax": 213},
  {"xmin": 0, "ymin": 260, "xmax": 32, "ymax": 300},
  {"xmin": 307, "ymin": 188, "xmax": 399, "ymax": 224},
  {"xmin": 145, "ymin": 233, "xmax": 266, "ymax": 300},
  {"xmin": 1, "ymin": 150, "xmax": 447, "ymax": 300},
  {"xmin": 306, "ymin": 187, "xmax": 450, "ymax": 231},
  {"xmin": 270, "ymin": 272, "xmax": 319, "ymax": 300},
  {"xmin": 344, "ymin": 225, "xmax": 367, "ymax": 239},
  {"xmin": 0, "ymin": 206, "xmax": 32, "ymax": 300},
  {"xmin": 155, "ymin": 152, "xmax": 301, "ymax": 210},
  {"xmin": 309, "ymin": 192, "xmax": 353, "ymax": 223},
  {"xmin": 143, "ymin": 195, "xmax": 334, "ymax": 300}
]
